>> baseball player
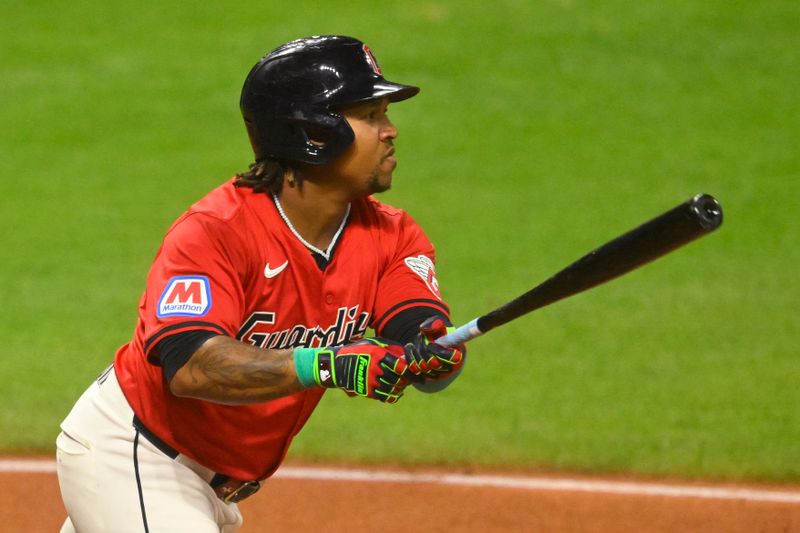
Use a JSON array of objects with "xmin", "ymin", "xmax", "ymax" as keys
[{"xmin": 55, "ymin": 35, "xmax": 466, "ymax": 532}]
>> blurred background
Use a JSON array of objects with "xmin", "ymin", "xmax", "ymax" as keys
[{"xmin": 1, "ymin": 0, "xmax": 797, "ymax": 483}]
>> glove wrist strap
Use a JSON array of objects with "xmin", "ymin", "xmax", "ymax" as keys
[
  {"xmin": 293, "ymin": 348, "xmax": 335, "ymax": 388},
  {"xmin": 315, "ymin": 351, "xmax": 334, "ymax": 388}
]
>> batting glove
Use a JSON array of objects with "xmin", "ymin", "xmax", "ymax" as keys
[
  {"xmin": 404, "ymin": 317, "xmax": 466, "ymax": 382},
  {"xmin": 294, "ymin": 338, "xmax": 409, "ymax": 403}
]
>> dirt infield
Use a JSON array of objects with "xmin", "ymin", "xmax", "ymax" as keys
[{"xmin": 5, "ymin": 460, "xmax": 799, "ymax": 532}]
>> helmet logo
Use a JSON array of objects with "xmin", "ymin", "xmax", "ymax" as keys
[{"xmin": 362, "ymin": 44, "xmax": 382, "ymax": 75}]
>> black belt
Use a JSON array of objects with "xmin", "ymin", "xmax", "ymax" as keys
[{"xmin": 132, "ymin": 416, "xmax": 261, "ymax": 503}]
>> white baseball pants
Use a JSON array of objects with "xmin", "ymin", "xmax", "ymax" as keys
[{"xmin": 56, "ymin": 366, "xmax": 243, "ymax": 533}]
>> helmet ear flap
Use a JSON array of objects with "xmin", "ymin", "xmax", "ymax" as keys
[
  {"xmin": 254, "ymin": 109, "xmax": 354, "ymax": 165},
  {"xmin": 293, "ymin": 111, "xmax": 355, "ymax": 164}
]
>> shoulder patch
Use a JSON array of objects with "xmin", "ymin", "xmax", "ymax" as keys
[
  {"xmin": 157, "ymin": 276, "xmax": 212, "ymax": 318},
  {"xmin": 404, "ymin": 255, "xmax": 441, "ymax": 299}
]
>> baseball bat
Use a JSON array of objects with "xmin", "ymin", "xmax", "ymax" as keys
[{"xmin": 436, "ymin": 193, "xmax": 723, "ymax": 347}]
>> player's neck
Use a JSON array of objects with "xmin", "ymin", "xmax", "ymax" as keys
[{"xmin": 275, "ymin": 185, "xmax": 351, "ymax": 252}]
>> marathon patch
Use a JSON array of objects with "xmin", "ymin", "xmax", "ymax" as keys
[
  {"xmin": 404, "ymin": 255, "xmax": 442, "ymax": 299},
  {"xmin": 157, "ymin": 276, "xmax": 212, "ymax": 318}
]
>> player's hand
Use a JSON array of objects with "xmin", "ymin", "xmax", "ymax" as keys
[
  {"xmin": 404, "ymin": 317, "xmax": 466, "ymax": 382},
  {"xmin": 294, "ymin": 338, "xmax": 409, "ymax": 403}
]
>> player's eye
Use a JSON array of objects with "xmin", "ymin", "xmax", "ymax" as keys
[
  {"xmin": 344, "ymin": 101, "xmax": 388, "ymax": 122},
  {"xmin": 368, "ymin": 108, "xmax": 389, "ymax": 122}
]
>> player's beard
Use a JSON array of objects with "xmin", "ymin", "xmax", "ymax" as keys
[{"xmin": 367, "ymin": 172, "xmax": 392, "ymax": 194}]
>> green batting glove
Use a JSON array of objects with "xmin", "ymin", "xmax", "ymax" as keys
[{"xmin": 294, "ymin": 338, "xmax": 410, "ymax": 403}]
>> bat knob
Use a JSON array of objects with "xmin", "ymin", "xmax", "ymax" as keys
[{"xmin": 690, "ymin": 194, "xmax": 723, "ymax": 230}]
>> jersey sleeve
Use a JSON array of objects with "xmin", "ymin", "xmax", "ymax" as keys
[
  {"xmin": 372, "ymin": 211, "xmax": 450, "ymax": 336},
  {"xmin": 139, "ymin": 212, "xmax": 249, "ymax": 362}
]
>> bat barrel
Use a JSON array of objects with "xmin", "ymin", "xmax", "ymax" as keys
[
  {"xmin": 690, "ymin": 193, "xmax": 723, "ymax": 230},
  {"xmin": 476, "ymin": 193, "xmax": 723, "ymax": 334}
]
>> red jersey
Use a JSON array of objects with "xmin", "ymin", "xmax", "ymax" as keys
[{"xmin": 114, "ymin": 180, "xmax": 449, "ymax": 480}]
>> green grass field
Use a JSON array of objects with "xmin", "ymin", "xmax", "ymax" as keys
[{"xmin": 2, "ymin": 1, "xmax": 798, "ymax": 483}]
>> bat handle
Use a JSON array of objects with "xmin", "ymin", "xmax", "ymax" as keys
[{"xmin": 434, "ymin": 318, "xmax": 484, "ymax": 347}]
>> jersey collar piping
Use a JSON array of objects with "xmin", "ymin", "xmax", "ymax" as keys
[{"xmin": 271, "ymin": 193, "xmax": 350, "ymax": 262}]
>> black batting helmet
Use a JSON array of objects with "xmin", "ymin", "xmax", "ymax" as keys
[{"xmin": 240, "ymin": 35, "xmax": 420, "ymax": 165}]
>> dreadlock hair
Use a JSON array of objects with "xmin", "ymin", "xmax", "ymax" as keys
[{"xmin": 234, "ymin": 159, "xmax": 297, "ymax": 195}]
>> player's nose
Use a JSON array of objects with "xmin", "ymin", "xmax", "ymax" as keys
[{"xmin": 380, "ymin": 117, "xmax": 398, "ymax": 140}]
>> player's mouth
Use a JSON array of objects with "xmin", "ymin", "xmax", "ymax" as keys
[{"xmin": 383, "ymin": 148, "xmax": 397, "ymax": 168}]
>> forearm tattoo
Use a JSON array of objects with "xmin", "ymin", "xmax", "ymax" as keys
[{"xmin": 179, "ymin": 336, "xmax": 304, "ymax": 404}]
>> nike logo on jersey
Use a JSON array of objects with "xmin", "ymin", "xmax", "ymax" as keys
[{"xmin": 264, "ymin": 260, "xmax": 288, "ymax": 279}]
